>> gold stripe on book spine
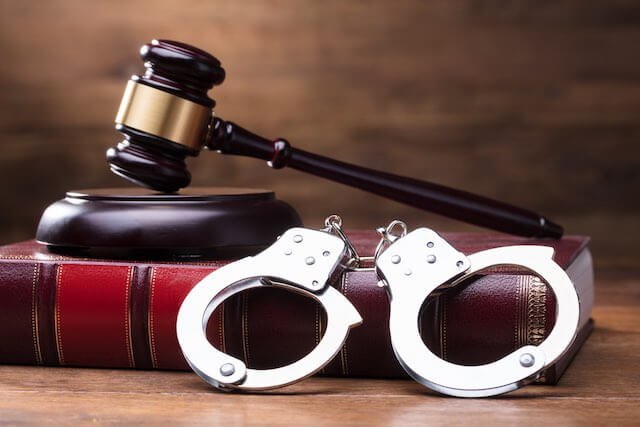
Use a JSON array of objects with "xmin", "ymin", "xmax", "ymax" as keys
[
  {"xmin": 440, "ymin": 295, "xmax": 448, "ymax": 360},
  {"xmin": 124, "ymin": 266, "xmax": 135, "ymax": 368},
  {"xmin": 30, "ymin": 263, "xmax": 42, "ymax": 365},
  {"xmin": 527, "ymin": 276, "xmax": 547, "ymax": 383},
  {"xmin": 219, "ymin": 303, "xmax": 226, "ymax": 354},
  {"xmin": 339, "ymin": 273, "xmax": 350, "ymax": 375},
  {"xmin": 148, "ymin": 267, "xmax": 158, "ymax": 369},
  {"xmin": 315, "ymin": 303, "xmax": 326, "ymax": 375},
  {"xmin": 516, "ymin": 276, "xmax": 528, "ymax": 348},
  {"xmin": 54, "ymin": 265, "xmax": 65, "ymax": 365},
  {"xmin": 527, "ymin": 276, "xmax": 547, "ymax": 345},
  {"xmin": 241, "ymin": 293, "xmax": 251, "ymax": 366}
]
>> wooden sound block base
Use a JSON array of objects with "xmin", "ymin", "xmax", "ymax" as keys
[{"xmin": 36, "ymin": 187, "xmax": 302, "ymax": 260}]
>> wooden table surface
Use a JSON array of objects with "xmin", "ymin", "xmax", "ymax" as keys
[{"xmin": 0, "ymin": 269, "xmax": 638, "ymax": 426}]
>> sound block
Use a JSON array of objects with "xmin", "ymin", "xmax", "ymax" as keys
[{"xmin": 36, "ymin": 187, "xmax": 302, "ymax": 260}]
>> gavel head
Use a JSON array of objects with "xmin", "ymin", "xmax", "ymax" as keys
[{"xmin": 107, "ymin": 40, "xmax": 225, "ymax": 192}]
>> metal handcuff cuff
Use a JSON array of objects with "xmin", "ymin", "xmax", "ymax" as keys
[
  {"xmin": 177, "ymin": 216, "xmax": 581, "ymax": 397},
  {"xmin": 177, "ymin": 216, "xmax": 364, "ymax": 391},
  {"xmin": 375, "ymin": 220, "xmax": 581, "ymax": 397}
]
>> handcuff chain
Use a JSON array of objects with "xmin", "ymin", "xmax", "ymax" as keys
[
  {"xmin": 323, "ymin": 215, "xmax": 362, "ymax": 269},
  {"xmin": 373, "ymin": 220, "xmax": 408, "ymax": 261},
  {"xmin": 322, "ymin": 216, "xmax": 408, "ymax": 271}
]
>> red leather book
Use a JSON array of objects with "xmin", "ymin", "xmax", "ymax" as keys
[{"xmin": 0, "ymin": 232, "xmax": 593, "ymax": 384}]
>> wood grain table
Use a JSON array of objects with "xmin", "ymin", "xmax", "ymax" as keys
[{"xmin": 0, "ymin": 269, "xmax": 638, "ymax": 425}]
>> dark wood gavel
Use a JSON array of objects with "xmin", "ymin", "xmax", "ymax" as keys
[{"xmin": 107, "ymin": 40, "xmax": 563, "ymax": 239}]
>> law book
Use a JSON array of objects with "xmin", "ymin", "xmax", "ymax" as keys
[{"xmin": 0, "ymin": 232, "xmax": 594, "ymax": 384}]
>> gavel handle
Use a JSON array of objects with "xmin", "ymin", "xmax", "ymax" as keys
[{"xmin": 207, "ymin": 118, "xmax": 563, "ymax": 238}]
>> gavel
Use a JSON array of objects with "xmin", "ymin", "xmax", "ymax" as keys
[{"xmin": 107, "ymin": 39, "xmax": 563, "ymax": 239}]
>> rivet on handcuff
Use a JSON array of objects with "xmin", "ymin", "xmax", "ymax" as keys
[{"xmin": 177, "ymin": 216, "xmax": 580, "ymax": 397}]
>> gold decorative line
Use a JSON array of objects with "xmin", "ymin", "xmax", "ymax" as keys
[
  {"xmin": 514, "ymin": 277, "xmax": 520, "ymax": 349},
  {"xmin": 241, "ymin": 293, "xmax": 250, "ymax": 366},
  {"xmin": 148, "ymin": 267, "xmax": 158, "ymax": 369},
  {"xmin": 0, "ymin": 255, "xmax": 73, "ymax": 261},
  {"xmin": 30, "ymin": 263, "xmax": 42, "ymax": 365},
  {"xmin": 124, "ymin": 267, "xmax": 135, "ymax": 368},
  {"xmin": 54, "ymin": 265, "xmax": 65, "ymax": 365},
  {"xmin": 522, "ymin": 276, "xmax": 527, "ymax": 347},
  {"xmin": 318, "ymin": 306, "xmax": 323, "ymax": 344},
  {"xmin": 528, "ymin": 276, "xmax": 547, "ymax": 383},
  {"xmin": 316, "ymin": 303, "xmax": 326, "ymax": 375},
  {"xmin": 440, "ymin": 295, "xmax": 448, "ymax": 360},
  {"xmin": 527, "ymin": 276, "xmax": 547, "ymax": 346},
  {"xmin": 218, "ymin": 302, "xmax": 226, "ymax": 354},
  {"xmin": 0, "ymin": 255, "xmax": 228, "ymax": 266},
  {"xmin": 523, "ymin": 276, "xmax": 529, "ymax": 347},
  {"xmin": 315, "ymin": 304, "xmax": 320, "ymax": 347},
  {"xmin": 0, "ymin": 254, "xmax": 226, "ymax": 267},
  {"xmin": 515, "ymin": 276, "xmax": 527, "ymax": 349},
  {"xmin": 339, "ymin": 273, "xmax": 349, "ymax": 375}
]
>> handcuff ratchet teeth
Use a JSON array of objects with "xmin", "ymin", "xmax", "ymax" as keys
[
  {"xmin": 375, "ymin": 224, "xmax": 581, "ymax": 397},
  {"xmin": 176, "ymin": 217, "xmax": 363, "ymax": 391}
]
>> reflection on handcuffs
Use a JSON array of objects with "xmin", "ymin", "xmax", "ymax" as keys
[{"xmin": 176, "ymin": 215, "xmax": 580, "ymax": 398}]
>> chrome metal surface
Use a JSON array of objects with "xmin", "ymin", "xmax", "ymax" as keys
[
  {"xmin": 376, "ymin": 226, "xmax": 581, "ymax": 398},
  {"xmin": 177, "ymin": 225, "xmax": 363, "ymax": 391}
]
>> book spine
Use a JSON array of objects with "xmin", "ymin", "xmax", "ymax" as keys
[
  {"xmin": 0, "ymin": 259, "xmax": 581, "ymax": 384},
  {"xmin": 0, "ymin": 262, "xmax": 220, "ymax": 369}
]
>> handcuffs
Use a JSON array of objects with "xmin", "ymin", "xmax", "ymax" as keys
[{"xmin": 177, "ymin": 216, "xmax": 580, "ymax": 397}]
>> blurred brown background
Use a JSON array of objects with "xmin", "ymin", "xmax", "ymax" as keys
[{"xmin": 0, "ymin": 0, "xmax": 638, "ymax": 269}]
